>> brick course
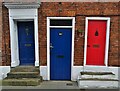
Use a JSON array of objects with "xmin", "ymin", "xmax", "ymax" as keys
[
  {"xmin": 1, "ymin": 2, "xmax": 119, "ymax": 67},
  {"xmin": 0, "ymin": 1, "xmax": 2, "ymax": 66},
  {"xmin": 118, "ymin": 1, "xmax": 120, "ymax": 67},
  {"xmin": 39, "ymin": 2, "xmax": 119, "ymax": 66},
  {"xmin": 2, "ymin": 5, "xmax": 10, "ymax": 66},
  {"xmin": 3, "ymin": 0, "xmax": 39, "ymax": 3}
]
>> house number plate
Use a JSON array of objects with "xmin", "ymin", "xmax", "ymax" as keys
[{"xmin": 59, "ymin": 32, "xmax": 63, "ymax": 36}]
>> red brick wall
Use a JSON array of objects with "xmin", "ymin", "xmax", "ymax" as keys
[
  {"xmin": 0, "ymin": 1, "xmax": 2, "ymax": 66},
  {"xmin": 118, "ymin": 1, "xmax": 120, "ymax": 67},
  {"xmin": 3, "ymin": 0, "xmax": 38, "ymax": 3},
  {"xmin": 1, "ymin": 2, "xmax": 119, "ymax": 67},
  {"xmin": 39, "ymin": 2, "xmax": 119, "ymax": 66},
  {"xmin": 2, "ymin": 5, "xmax": 11, "ymax": 66}
]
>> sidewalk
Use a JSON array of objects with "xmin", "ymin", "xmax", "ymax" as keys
[
  {"xmin": 1, "ymin": 81, "xmax": 79, "ymax": 89},
  {"xmin": 1, "ymin": 81, "xmax": 119, "ymax": 91}
]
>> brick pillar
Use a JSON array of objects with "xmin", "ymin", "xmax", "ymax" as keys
[{"xmin": 0, "ymin": 1, "xmax": 2, "ymax": 66}]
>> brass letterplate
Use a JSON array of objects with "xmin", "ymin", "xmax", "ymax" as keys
[
  {"xmin": 57, "ymin": 55, "xmax": 64, "ymax": 58},
  {"xmin": 25, "ymin": 44, "xmax": 31, "ymax": 47},
  {"xmin": 93, "ymin": 44, "xmax": 100, "ymax": 48}
]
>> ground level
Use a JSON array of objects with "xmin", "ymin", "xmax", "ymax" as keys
[
  {"xmin": 1, "ymin": 81, "xmax": 119, "ymax": 90},
  {"xmin": 1, "ymin": 81, "xmax": 79, "ymax": 89}
]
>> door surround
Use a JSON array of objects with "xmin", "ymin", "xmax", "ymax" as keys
[
  {"xmin": 84, "ymin": 17, "xmax": 110, "ymax": 67},
  {"xmin": 47, "ymin": 17, "xmax": 75, "ymax": 80},
  {"xmin": 6, "ymin": 8, "xmax": 39, "ymax": 67}
]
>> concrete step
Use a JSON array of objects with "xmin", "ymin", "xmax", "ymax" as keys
[
  {"xmin": 3, "ymin": 66, "xmax": 43, "ymax": 86},
  {"xmin": 77, "ymin": 71, "xmax": 119, "ymax": 89},
  {"xmin": 7, "ymin": 72, "xmax": 40, "ymax": 78},
  {"xmin": 78, "ymin": 78, "xmax": 119, "ymax": 81},
  {"xmin": 80, "ymin": 71, "xmax": 116, "ymax": 79},
  {"xmin": 81, "ymin": 72, "xmax": 114, "ymax": 75},
  {"xmin": 11, "ymin": 66, "xmax": 39, "ymax": 72},
  {"xmin": 77, "ymin": 79, "xmax": 119, "ymax": 89},
  {"xmin": 2, "ymin": 77, "xmax": 42, "ymax": 86}
]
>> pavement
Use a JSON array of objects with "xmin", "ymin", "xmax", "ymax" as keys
[
  {"xmin": 1, "ymin": 81, "xmax": 79, "ymax": 89},
  {"xmin": 0, "ymin": 81, "xmax": 119, "ymax": 91},
  {"xmin": 38, "ymin": 81, "xmax": 79, "ymax": 89}
]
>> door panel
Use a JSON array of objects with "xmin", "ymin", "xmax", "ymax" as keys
[
  {"xmin": 86, "ymin": 20, "xmax": 107, "ymax": 65},
  {"xmin": 50, "ymin": 28, "xmax": 72, "ymax": 80},
  {"xmin": 18, "ymin": 21, "xmax": 35, "ymax": 65}
]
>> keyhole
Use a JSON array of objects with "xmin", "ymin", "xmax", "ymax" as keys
[{"xmin": 95, "ymin": 30, "xmax": 99, "ymax": 36}]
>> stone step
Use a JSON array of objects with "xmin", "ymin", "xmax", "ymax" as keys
[
  {"xmin": 3, "ymin": 66, "xmax": 43, "ymax": 86},
  {"xmin": 81, "ymin": 71, "xmax": 115, "ymax": 75},
  {"xmin": 78, "ymin": 78, "xmax": 119, "ymax": 81},
  {"xmin": 77, "ymin": 79, "xmax": 119, "ymax": 89},
  {"xmin": 7, "ymin": 72, "xmax": 40, "ymax": 78},
  {"xmin": 2, "ymin": 78, "xmax": 42, "ymax": 86},
  {"xmin": 80, "ymin": 72, "xmax": 116, "ymax": 79},
  {"xmin": 77, "ymin": 71, "xmax": 119, "ymax": 89},
  {"xmin": 11, "ymin": 66, "xmax": 39, "ymax": 72}
]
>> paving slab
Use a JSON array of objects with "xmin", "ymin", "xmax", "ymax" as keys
[
  {"xmin": 1, "ymin": 81, "xmax": 79, "ymax": 89},
  {"xmin": 1, "ymin": 81, "xmax": 119, "ymax": 90}
]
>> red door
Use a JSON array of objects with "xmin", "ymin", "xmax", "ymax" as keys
[{"xmin": 86, "ymin": 20, "xmax": 107, "ymax": 66}]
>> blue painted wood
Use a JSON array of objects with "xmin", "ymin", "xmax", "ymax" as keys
[
  {"xmin": 50, "ymin": 28, "xmax": 72, "ymax": 80},
  {"xmin": 18, "ymin": 21, "xmax": 35, "ymax": 65}
]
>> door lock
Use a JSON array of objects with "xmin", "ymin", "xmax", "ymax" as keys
[
  {"xmin": 50, "ymin": 43, "xmax": 54, "ymax": 49},
  {"xmin": 50, "ymin": 45, "xmax": 54, "ymax": 49}
]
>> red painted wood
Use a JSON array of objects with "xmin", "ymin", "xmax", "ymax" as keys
[{"xmin": 86, "ymin": 20, "xmax": 107, "ymax": 66}]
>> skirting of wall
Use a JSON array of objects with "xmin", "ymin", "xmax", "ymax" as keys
[
  {"xmin": 0, "ymin": 66, "xmax": 119, "ymax": 81},
  {"xmin": 40, "ymin": 66, "xmax": 119, "ymax": 81},
  {"xmin": 40, "ymin": 66, "xmax": 48, "ymax": 80},
  {"xmin": 40, "ymin": 66, "xmax": 83, "ymax": 81},
  {"xmin": 0, "ymin": 66, "xmax": 10, "ymax": 80}
]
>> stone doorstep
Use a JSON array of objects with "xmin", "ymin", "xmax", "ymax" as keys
[
  {"xmin": 11, "ymin": 69, "xmax": 40, "ymax": 72},
  {"xmin": 9, "ymin": 66, "xmax": 40, "ymax": 75},
  {"xmin": 79, "ymin": 71, "xmax": 118, "ymax": 80},
  {"xmin": 77, "ymin": 80, "xmax": 119, "ymax": 89},
  {"xmin": 77, "ymin": 71, "xmax": 119, "ymax": 88},
  {"xmin": 2, "ymin": 78, "xmax": 42, "ymax": 86},
  {"xmin": 80, "ymin": 74, "xmax": 116, "ymax": 79},
  {"xmin": 78, "ymin": 78, "xmax": 119, "ymax": 81},
  {"xmin": 7, "ymin": 74, "xmax": 40, "ymax": 78},
  {"xmin": 11, "ymin": 66, "xmax": 39, "ymax": 72},
  {"xmin": 11, "ymin": 66, "xmax": 39, "ymax": 68},
  {"xmin": 2, "ymin": 66, "xmax": 43, "ymax": 86},
  {"xmin": 8, "ymin": 72, "xmax": 39, "ymax": 75},
  {"xmin": 80, "ymin": 72, "xmax": 115, "ymax": 75}
]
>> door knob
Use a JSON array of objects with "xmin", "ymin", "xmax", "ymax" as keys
[
  {"xmin": 87, "ymin": 45, "xmax": 90, "ymax": 47},
  {"xmin": 50, "ymin": 43, "xmax": 54, "ymax": 49},
  {"xmin": 50, "ymin": 45, "xmax": 54, "ymax": 49}
]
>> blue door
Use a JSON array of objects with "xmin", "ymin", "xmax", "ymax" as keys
[
  {"xmin": 18, "ymin": 21, "xmax": 35, "ymax": 65},
  {"xmin": 50, "ymin": 28, "xmax": 72, "ymax": 80}
]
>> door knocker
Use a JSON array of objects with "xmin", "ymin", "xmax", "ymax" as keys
[
  {"xmin": 25, "ymin": 26, "xmax": 29, "ymax": 36},
  {"xmin": 95, "ymin": 29, "xmax": 99, "ymax": 36}
]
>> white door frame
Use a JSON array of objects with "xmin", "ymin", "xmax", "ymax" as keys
[
  {"xmin": 47, "ymin": 17, "xmax": 75, "ymax": 80},
  {"xmin": 84, "ymin": 17, "xmax": 110, "ymax": 67},
  {"xmin": 8, "ymin": 9, "xmax": 39, "ymax": 67}
]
